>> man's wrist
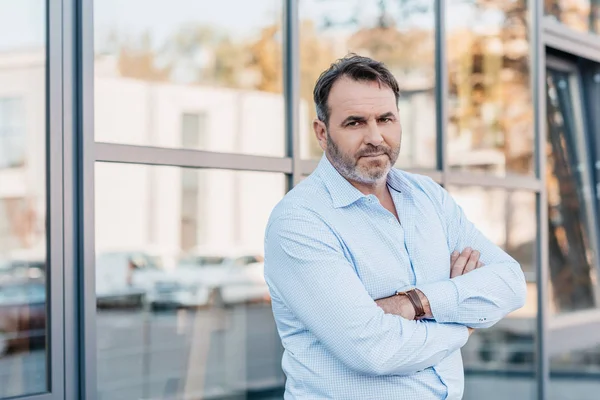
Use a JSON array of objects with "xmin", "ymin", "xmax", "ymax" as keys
[
  {"xmin": 415, "ymin": 289, "xmax": 432, "ymax": 319},
  {"xmin": 397, "ymin": 295, "xmax": 416, "ymax": 320},
  {"xmin": 394, "ymin": 289, "xmax": 430, "ymax": 320}
]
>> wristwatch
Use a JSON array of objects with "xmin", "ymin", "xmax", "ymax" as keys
[{"xmin": 395, "ymin": 289, "xmax": 426, "ymax": 319}]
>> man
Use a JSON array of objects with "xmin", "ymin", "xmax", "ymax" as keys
[{"xmin": 263, "ymin": 55, "xmax": 526, "ymax": 399}]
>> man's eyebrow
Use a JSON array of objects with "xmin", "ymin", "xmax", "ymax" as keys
[
  {"xmin": 377, "ymin": 112, "xmax": 396, "ymax": 119},
  {"xmin": 340, "ymin": 115, "xmax": 367, "ymax": 125}
]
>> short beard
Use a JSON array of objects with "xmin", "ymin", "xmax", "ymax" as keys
[{"xmin": 326, "ymin": 133, "xmax": 400, "ymax": 186}]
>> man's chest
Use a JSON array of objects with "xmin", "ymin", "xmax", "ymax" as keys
[{"xmin": 328, "ymin": 193, "xmax": 452, "ymax": 300}]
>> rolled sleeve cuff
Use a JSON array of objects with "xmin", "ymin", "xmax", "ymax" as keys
[{"xmin": 417, "ymin": 280, "xmax": 459, "ymax": 323}]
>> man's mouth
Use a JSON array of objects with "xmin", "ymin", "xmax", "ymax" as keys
[{"xmin": 361, "ymin": 153, "xmax": 386, "ymax": 158}]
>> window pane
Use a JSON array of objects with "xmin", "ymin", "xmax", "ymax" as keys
[
  {"xmin": 95, "ymin": 163, "xmax": 286, "ymax": 399},
  {"xmin": 94, "ymin": 0, "xmax": 285, "ymax": 157},
  {"xmin": 299, "ymin": 0, "xmax": 437, "ymax": 169},
  {"xmin": 546, "ymin": 68, "xmax": 599, "ymax": 314},
  {"xmin": 545, "ymin": 0, "xmax": 600, "ymax": 34},
  {"xmin": 549, "ymin": 325, "xmax": 600, "ymax": 399},
  {"xmin": 546, "ymin": 66, "xmax": 600, "ymax": 398},
  {"xmin": 448, "ymin": 186, "xmax": 537, "ymax": 400},
  {"xmin": 447, "ymin": 0, "xmax": 534, "ymax": 176},
  {"xmin": 0, "ymin": 0, "xmax": 48, "ymax": 397}
]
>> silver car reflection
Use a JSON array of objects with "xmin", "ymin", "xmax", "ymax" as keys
[{"xmin": 147, "ymin": 250, "xmax": 270, "ymax": 310}]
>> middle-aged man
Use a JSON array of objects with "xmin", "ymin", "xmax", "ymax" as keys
[{"xmin": 263, "ymin": 54, "xmax": 527, "ymax": 399}]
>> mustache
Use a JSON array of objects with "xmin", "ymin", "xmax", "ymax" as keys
[{"xmin": 356, "ymin": 146, "xmax": 391, "ymax": 158}]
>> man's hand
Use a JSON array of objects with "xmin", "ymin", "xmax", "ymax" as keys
[{"xmin": 450, "ymin": 247, "xmax": 484, "ymax": 278}]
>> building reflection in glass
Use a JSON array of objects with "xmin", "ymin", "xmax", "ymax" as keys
[
  {"xmin": 545, "ymin": 0, "xmax": 600, "ymax": 34},
  {"xmin": 448, "ymin": 186, "xmax": 537, "ymax": 400},
  {"xmin": 0, "ymin": 0, "xmax": 48, "ymax": 397},
  {"xmin": 299, "ymin": 0, "xmax": 437, "ymax": 169},
  {"xmin": 95, "ymin": 163, "xmax": 286, "ymax": 400},
  {"xmin": 447, "ymin": 0, "xmax": 534, "ymax": 176},
  {"xmin": 94, "ymin": 0, "xmax": 285, "ymax": 157},
  {"xmin": 546, "ymin": 69, "xmax": 598, "ymax": 314}
]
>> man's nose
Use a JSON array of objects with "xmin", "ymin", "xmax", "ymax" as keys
[{"xmin": 364, "ymin": 120, "xmax": 384, "ymax": 146}]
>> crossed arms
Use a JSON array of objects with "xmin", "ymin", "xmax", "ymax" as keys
[
  {"xmin": 375, "ymin": 248, "xmax": 484, "ymax": 334},
  {"xmin": 264, "ymin": 185, "xmax": 527, "ymax": 377}
]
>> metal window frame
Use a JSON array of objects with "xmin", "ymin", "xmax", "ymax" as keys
[
  {"xmin": 534, "ymin": 0, "xmax": 550, "ymax": 398},
  {"xmin": 543, "ymin": 17, "xmax": 600, "ymax": 64},
  {"xmin": 45, "ymin": 0, "xmax": 66, "ymax": 399},
  {"xmin": 78, "ymin": 0, "xmax": 97, "ymax": 398},
  {"xmin": 95, "ymin": 143, "xmax": 293, "ymax": 173},
  {"xmin": 61, "ymin": 0, "xmax": 78, "ymax": 397}
]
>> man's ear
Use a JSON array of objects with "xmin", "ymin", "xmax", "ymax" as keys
[{"xmin": 313, "ymin": 119, "xmax": 328, "ymax": 152}]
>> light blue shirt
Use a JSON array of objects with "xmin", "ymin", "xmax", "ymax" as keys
[{"xmin": 264, "ymin": 155, "xmax": 527, "ymax": 400}]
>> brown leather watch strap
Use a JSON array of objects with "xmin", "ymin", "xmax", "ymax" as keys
[{"xmin": 396, "ymin": 289, "xmax": 425, "ymax": 319}]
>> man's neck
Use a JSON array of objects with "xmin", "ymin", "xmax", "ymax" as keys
[{"xmin": 348, "ymin": 177, "xmax": 389, "ymax": 200}]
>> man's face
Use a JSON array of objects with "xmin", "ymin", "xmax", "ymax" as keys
[{"xmin": 314, "ymin": 77, "xmax": 401, "ymax": 185}]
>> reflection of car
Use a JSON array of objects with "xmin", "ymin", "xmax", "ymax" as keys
[
  {"xmin": 0, "ymin": 279, "xmax": 46, "ymax": 356},
  {"xmin": 147, "ymin": 250, "xmax": 270, "ymax": 309},
  {"xmin": 96, "ymin": 250, "xmax": 167, "ymax": 308},
  {"xmin": 0, "ymin": 257, "xmax": 46, "ymax": 284}
]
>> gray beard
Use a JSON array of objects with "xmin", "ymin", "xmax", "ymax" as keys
[{"xmin": 326, "ymin": 134, "xmax": 399, "ymax": 185}]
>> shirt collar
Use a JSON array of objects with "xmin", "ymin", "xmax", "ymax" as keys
[{"xmin": 316, "ymin": 154, "xmax": 408, "ymax": 209}]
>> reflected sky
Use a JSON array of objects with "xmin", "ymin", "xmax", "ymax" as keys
[{"xmin": 0, "ymin": 0, "xmax": 45, "ymax": 51}]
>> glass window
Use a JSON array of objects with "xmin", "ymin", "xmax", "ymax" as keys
[
  {"xmin": 545, "ymin": 0, "xmax": 600, "ymax": 34},
  {"xmin": 0, "ymin": 98, "xmax": 25, "ymax": 169},
  {"xmin": 546, "ymin": 66, "xmax": 599, "ymax": 314},
  {"xmin": 0, "ymin": 0, "xmax": 47, "ymax": 398},
  {"xmin": 95, "ymin": 163, "xmax": 286, "ymax": 399},
  {"xmin": 448, "ymin": 186, "xmax": 537, "ymax": 400},
  {"xmin": 299, "ymin": 0, "xmax": 437, "ymax": 169},
  {"xmin": 94, "ymin": 0, "xmax": 285, "ymax": 157},
  {"xmin": 546, "ymin": 63, "xmax": 600, "ymax": 399},
  {"xmin": 447, "ymin": 0, "xmax": 534, "ymax": 176}
]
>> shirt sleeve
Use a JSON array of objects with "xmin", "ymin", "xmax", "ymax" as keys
[
  {"xmin": 264, "ymin": 207, "xmax": 469, "ymax": 377},
  {"xmin": 416, "ymin": 181, "xmax": 528, "ymax": 329}
]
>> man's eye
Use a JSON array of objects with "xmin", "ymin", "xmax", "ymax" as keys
[
  {"xmin": 379, "ymin": 118, "xmax": 393, "ymax": 123},
  {"xmin": 347, "ymin": 121, "xmax": 361, "ymax": 127}
]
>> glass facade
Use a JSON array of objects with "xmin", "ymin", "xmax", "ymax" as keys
[
  {"xmin": 299, "ymin": 0, "xmax": 437, "ymax": 169},
  {"xmin": 446, "ymin": 0, "xmax": 534, "ymax": 176},
  {"xmin": 450, "ymin": 187, "xmax": 537, "ymax": 399},
  {"xmin": 95, "ymin": 164, "xmax": 285, "ymax": 399},
  {"xmin": 0, "ymin": 0, "xmax": 48, "ymax": 397},
  {"xmin": 545, "ymin": 0, "xmax": 600, "ymax": 34},
  {"xmin": 545, "ymin": 57, "xmax": 600, "ymax": 400},
  {"xmin": 94, "ymin": 0, "xmax": 285, "ymax": 157},
  {"xmin": 1, "ymin": 1, "xmax": 600, "ymax": 400}
]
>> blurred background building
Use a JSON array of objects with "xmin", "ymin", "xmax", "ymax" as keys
[{"xmin": 0, "ymin": 0, "xmax": 599, "ymax": 399}]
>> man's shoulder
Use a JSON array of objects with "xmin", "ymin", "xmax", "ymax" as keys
[{"xmin": 267, "ymin": 173, "xmax": 332, "ymax": 226}]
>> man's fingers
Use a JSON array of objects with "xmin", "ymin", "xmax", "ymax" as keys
[
  {"xmin": 463, "ymin": 250, "xmax": 480, "ymax": 273},
  {"xmin": 450, "ymin": 251, "xmax": 459, "ymax": 265},
  {"xmin": 476, "ymin": 261, "xmax": 484, "ymax": 268},
  {"xmin": 450, "ymin": 248, "xmax": 471, "ymax": 278}
]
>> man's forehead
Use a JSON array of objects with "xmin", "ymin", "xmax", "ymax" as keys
[{"xmin": 328, "ymin": 77, "xmax": 397, "ymax": 115}]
